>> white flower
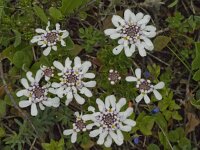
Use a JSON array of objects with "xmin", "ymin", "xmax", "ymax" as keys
[
  {"xmin": 126, "ymin": 68, "xmax": 165, "ymax": 104},
  {"xmin": 41, "ymin": 65, "xmax": 55, "ymax": 81},
  {"xmin": 82, "ymin": 95, "xmax": 136, "ymax": 147},
  {"xmin": 16, "ymin": 70, "xmax": 60, "ymax": 116},
  {"xmin": 52, "ymin": 56, "xmax": 96, "ymax": 105},
  {"xmin": 104, "ymin": 9, "xmax": 156, "ymax": 57},
  {"xmin": 31, "ymin": 21, "xmax": 69, "ymax": 56},
  {"xmin": 63, "ymin": 112, "xmax": 87, "ymax": 143}
]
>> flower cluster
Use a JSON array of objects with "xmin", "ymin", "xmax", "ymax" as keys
[
  {"xmin": 16, "ymin": 8, "xmax": 165, "ymax": 148},
  {"xmin": 64, "ymin": 95, "xmax": 136, "ymax": 147}
]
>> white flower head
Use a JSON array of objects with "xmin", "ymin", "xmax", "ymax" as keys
[
  {"xmin": 104, "ymin": 9, "xmax": 156, "ymax": 57},
  {"xmin": 82, "ymin": 95, "xmax": 136, "ymax": 147},
  {"xmin": 108, "ymin": 69, "xmax": 121, "ymax": 85},
  {"xmin": 63, "ymin": 112, "xmax": 87, "ymax": 143},
  {"xmin": 52, "ymin": 56, "xmax": 96, "ymax": 105},
  {"xmin": 31, "ymin": 21, "xmax": 69, "ymax": 56},
  {"xmin": 17, "ymin": 70, "xmax": 60, "ymax": 116},
  {"xmin": 126, "ymin": 68, "xmax": 165, "ymax": 104},
  {"xmin": 40, "ymin": 65, "xmax": 55, "ymax": 81}
]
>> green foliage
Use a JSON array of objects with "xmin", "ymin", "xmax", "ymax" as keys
[
  {"xmin": 42, "ymin": 138, "xmax": 64, "ymax": 150},
  {"xmin": 33, "ymin": 5, "xmax": 48, "ymax": 24},
  {"xmin": 147, "ymin": 144, "xmax": 160, "ymax": 150},
  {"xmin": 153, "ymin": 36, "xmax": 171, "ymax": 51},
  {"xmin": 49, "ymin": 7, "xmax": 63, "ymax": 21},
  {"xmin": 192, "ymin": 42, "xmax": 200, "ymax": 81},
  {"xmin": 60, "ymin": 0, "xmax": 88, "ymax": 16},
  {"xmin": 79, "ymin": 27, "xmax": 105, "ymax": 53}
]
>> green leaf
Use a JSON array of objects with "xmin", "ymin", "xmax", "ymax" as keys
[
  {"xmin": 139, "ymin": 116, "xmax": 155, "ymax": 135},
  {"xmin": 0, "ymin": 0, "xmax": 4, "ymax": 20},
  {"xmin": 192, "ymin": 42, "xmax": 200, "ymax": 81},
  {"xmin": 42, "ymin": 139, "xmax": 64, "ymax": 150},
  {"xmin": 168, "ymin": 0, "xmax": 179, "ymax": 8},
  {"xmin": 191, "ymin": 99, "xmax": 200, "ymax": 110},
  {"xmin": 49, "ymin": 7, "xmax": 63, "ymax": 21},
  {"xmin": 0, "ymin": 127, "xmax": 5, "ymax": 139},
  {"xmin": 147, "ymin": 144, "xmax": 160, "ymax": 150},
  {"xmin": 12, "ymin": 29, "xmax": 21, "ymax": 47},
  {"xmin": 0, "ymin": 100, "xmax": 6, "ymax": 118},
  {"xmin": 33, "ymin": 5, "xmax": 48, "ymax": 24},
  {"xmin": 60, "ymin": 0, "xmax": 88, "ymax": 16},
  {"xmin": 172, "ymin": 111, "xmax": 182, "ymax": 121},
  {"xmin": 153, "ymin": 36, "xmax": 171, "ymax": 51}
]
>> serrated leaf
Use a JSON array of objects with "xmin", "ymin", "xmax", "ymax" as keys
[
  {"xmin": 139, "ymin": 116, "xmax": 155, "ymax": 135},
  {"xmin": 153, "ymin": 36, "xmax": 171, "ymax": 51},
  {"xmin": 12, "ymin": 29, "xmax": 21, "ymax": 47},
  {"xmin": 49, "ymin": 7, "xmax": 63, "ymax": 21},
  {"xmin": 33, "ymin": 5, "xmax": 48, "ymax": 24},
  {"xmin": 0, "ymin": 46, "xmax": 15, "ymax": 61}
]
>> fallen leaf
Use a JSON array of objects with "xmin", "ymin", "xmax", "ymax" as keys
[{"xmin": 185, "ymin": 112, "xmax": 200, "ymax": 134}]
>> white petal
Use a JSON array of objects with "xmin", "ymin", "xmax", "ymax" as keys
[
  {"xmin": 61, "ymin": 40, "xmax": 66, "ymax": 46},
  {"xmin": 104, "ymin": 29, "xmax": 117, "ymax": 35},
  {"xmin": 65, "ymin": 57, "xmax": 72, "ymax": 68},
  {"xmin": 116, "ymin": 130, "xmax": 124, "ymax": 141},
  {"xmin": 135, "ymin": 94, "xmax": 144, "ymax": 103},
  {"xmin": 135, "ymin": 68, "xmax": 141, "ymax": 79},
  {"xmin": 31, "ymin": 103, "xmax": 38, "ymax": 116},
  {"xmin": 105, "ymin": 95, "xmax": 111, "ymax": 109},
  {"xmin": 82, "ymin": 61, "xmax": 91, "ymax": 74},
  {"xmin": 71, "ymin": 132, "xmax": 77, "ymax": 143},
  {"xmin": 130, "ymin": 44, "xmax": 136, "ymax": 54},
  {"xmin": 20, "ymin": 79, "xmax": 29, "ymax": 89},
  {"xmin": 137, "ymin": 15, "xmax": 151, "ymax": 25},
  {"xmin": 74, "ymin": 93, "xmax": 85, "ymax": 105},
  {"xmin": 35, "ymin": 28, "xmax": 46, "ymax": 34},
  {"xmin": 109, "ymin": 131, "xmax": 123, "ymax": 146},
  {"xmin": 144, "ymin": 25, "xmax": 156, "ymax": 32},
  {"xmin": 43, "ymin": 47, "xmax": 51, "ymax": 56},
  {"xmin": 142, "ymin": 31, "xmax": 156, "ymax": 38},
  {"xmin": 124, "ymin": 46, "xmax": 133, "ymax": 57},
  {"xmin": 35, "ymin": 69, "xmax": 43, "ymax": 83},
  {"xmin": 63, "ymin": 129, "xmax": 73, "ymax": 135},
  {"xmin": 26, "ymin": 72, "xmax": 34, "ymax": 83},
  {"xmin": 89, "ymin": 129, "xmax": 101, "ymax": 137},
  {"xmin": 137, "ymin": 44, "xmax": 147, "ymax": 57},
  {"xmin": 53, "ymin": 61, "xmax": 64, "ymax": 71},
  {"xmin": 96, "ymin": 98, "xmax": 105, "ymax": 112},
  {"xmin": 112, "ymin": 15, "xmax": 125, "ymax": 27},
  {"xmin": 65, "ymin": 98, "xmax": 72, "ymax": 105},
  {"xmin": 42, "ymin": 100, "xmax": 52, "ymax": 107},
  {"xmin": 97, "ymin": 131, "xmax": 108, "ymax": 145},
  {"xmin": 116, "ymin": 98, "xmax": 126, "ymax": 112},
  {"xmin": 52, "ymin": 46, "xmax": 57, "ymax": 51},
  {"xmin": 67, "ymin": 91, "xmax": 73, "ymax": 100},
  {"xmin": 118, "ymin": 38, "xmax": 125, "ymax": 45},
  {"xmin": 126, "ymin": 76, "xmax": 137, "ymax": 82},
  {"xmin": 154, "ymin": 82, "xmax": 165, "ymax": 89},
  {"xmin": 153, "ymin": 90, "xmax": 162, "ymax": 100},
  {"xmin": 123, "ymin": 107, "xmax": 133, "ymax": 118},
  {"xmin": 30, "ymin": 36, "xmax": 41, "ymax": 43},
  {"xmin": 82, "ymin": 114, "xmax": 93, "ymax": 121},
  {"xmin": 104, "ymin": 135, "xmax": 112, "ymax": 147},
  {"xmin": 74, "ymin": 56, "xmax": 81, "ymax": 67},
  {"xmin": 142, "ymin": 42, "xmax": 154, "ymax": 51},
  {"xmin": 61, "ymin": 31, "xmax": 69, "ymax": 38},
  {"xmin": 136, "ymin": 12, "xmax": 144, "ymax": 22},
  {"xmin": 123, "ymin": 119, "xmax": 136, "ymax": 127},
  {"xmin": 83, "ymin": 81, "xmax": 96, "ymax": 88},
  {"xmin": 80, "ymin": 87, "xmax": 92, "ymax": 97},
  {"xmin": 144, "ymin": 94, "xmax": 151, "ymax": 104},
  {"xmin": 51, "ymin": 97, "xmax": 60, "ymax": 107},
  {"xmin": 108, "ymin": 95, "xmax": 116, "ymax": 108},
  {"xmin": 124, "ymin": 9, "xmax": 133, "ymax": 22},
  {"xmin": 19, "ymin": 100, "xmax": 31, "ymax": 108},
  {"xmin": 112, "ymin": 45, "xmax": 123, "ymax": 55},
  {"xmin": 110, "ymin": 33, "xmax": 121, "ymax": 39},
  {"xmin": 84, "ymin": 73, "xmax": 95, "ymax": 79},
  {"xmin": 39, "ymin": 103, "xmax": 45, "ymax": 110},
  {"xmin": 119, "ymin": 124, "xmax": 132, "ymax": 132},
  {"xmin": 56, "ymin": 23, "xmax": 60, "ymax": 30},
  {"xmin": 16, "ymin": 89, "xmax": 28, "ymax": 97}
]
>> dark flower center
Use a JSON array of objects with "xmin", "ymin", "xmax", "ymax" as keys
[
  {"xmin": 32, "ymin": 86, "xmax": 45, "ymax": 99},
  {"xmin": 43, "ymin": 68, "xmax": 53, "ymax": 77},
  {"xmin": 101, "ymin": 111, "xmax": 119, "ymax": 129},
  {"xmin": 108, "ymin": 70, "xmax": 121, "ymax": 83},
  {"xmin": 66, "ymin": 73, "xmax": 78, "ymax": 84},
  {"xmin": 122, "ymin": 25, "xmax": 140, "ymax": 40},
  {"xmin": 45, "ymin": 32, "xmax": 58, "ymax": 43},
  {"xmin": 75, "ymin": 119, "xmax": 86, "ymax": 131},
  {"xmin": 139, "ymin": 80, "xmax": 151, "ymax": 91}
]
